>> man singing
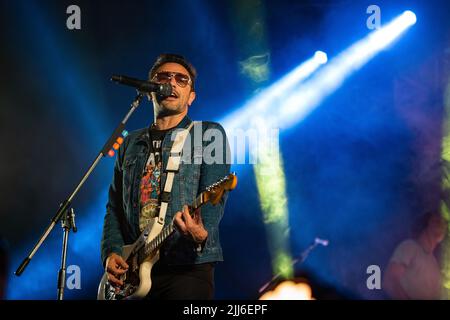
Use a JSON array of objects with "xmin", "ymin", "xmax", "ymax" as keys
[{"xmin": 101, "ymin": 53, "xmax": 230, "ymax": 299}]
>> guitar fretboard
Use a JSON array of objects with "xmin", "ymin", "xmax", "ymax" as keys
[{"xmin": 137, "ymin": 191, "xmax": 205, "ymax": 264}]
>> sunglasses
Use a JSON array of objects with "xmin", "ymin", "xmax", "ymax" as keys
[{"xmin": 152, "ymin": 71, "xmax": 192, "ymax": 88}]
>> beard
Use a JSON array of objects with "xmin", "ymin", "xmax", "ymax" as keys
[
  {"xmin": 154, "ymin": 98, "xmax": 186, "ymax": 117},
  {"xmin": 157, "ymin": 106, "xmax": 182, "ymax": 117}
]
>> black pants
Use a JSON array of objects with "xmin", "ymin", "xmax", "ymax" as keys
[{"xmin": 145, "ymin": 261, "xmax": 215, "ymax": 300}]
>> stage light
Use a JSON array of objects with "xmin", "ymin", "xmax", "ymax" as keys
[
  {"xmin": 222, "ymin": 51, "xmax": 328, "ymax": 142},
  {"xmin": 403, "ymin": 10, "xmax": 417, "ymax": 25},
  {"xmin": 221, "ymin": 52, "xmax": 327, "ymax": 279},
  {"xmin": 259, "ymin": 280, "xmax": 314, "ymax": 300},
  {"xmin": 273, "ymin": 10, "xmax": 417, "ymax": 130},
  {"xmin": 239, "ymin": 53, "xmax": 271, "ymax": 83},
  {"xmin": 224, "ymin": 6, "xmax": 330, "ymax": 281},
  {"xmin": 314, "ymin": 51, "xmax": 328, "ymax": 65},
  {"xmin": 221, "ymin": 10, "xmax": 416, "ymax": 286}
]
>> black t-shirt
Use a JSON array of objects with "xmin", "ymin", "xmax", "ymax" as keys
[{"xmin": 138, "ymin": 127, "xmax": 169, "ymax": 232}]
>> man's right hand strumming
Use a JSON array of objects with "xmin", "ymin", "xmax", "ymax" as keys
[{"xmin": 105, "ymin": 253, "xmax": 129, "ymax": 287}]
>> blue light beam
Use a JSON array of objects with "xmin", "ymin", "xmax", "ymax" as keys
[
  {"xmin": 276, "ymin": 11, "xmax": 417, "ymax": 129},
  {"xmin": 221, "ymin": 51, "xmax": 328, "ymax": 134}
]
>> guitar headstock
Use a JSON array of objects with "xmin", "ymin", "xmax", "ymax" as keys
[{"xmin": 203, "ymin": 173, "xmax": 238, "ymax": 205}]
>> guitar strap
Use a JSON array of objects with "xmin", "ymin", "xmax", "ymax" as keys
[{"xmin": 156, "ymin": 121, "xmax": 196, "ymax": 227}]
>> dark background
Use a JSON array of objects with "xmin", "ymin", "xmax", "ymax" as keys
[{"xmin": 0, "ymin": 0, "xmax": 449, "ymax": 299}]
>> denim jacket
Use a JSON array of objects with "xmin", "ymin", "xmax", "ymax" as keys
[{"xmin": 101, "ymin": 115, "xmax": 231, "ymax": 266}]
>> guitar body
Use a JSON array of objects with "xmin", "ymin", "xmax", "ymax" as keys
[{"xmin": 97, "ymin": 218, "xmax": 162, "ymax": 300}]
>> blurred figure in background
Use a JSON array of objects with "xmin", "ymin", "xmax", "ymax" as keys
[{"xmin": 383, "ymin": 211, "xmax": 447, "ymax": 299}]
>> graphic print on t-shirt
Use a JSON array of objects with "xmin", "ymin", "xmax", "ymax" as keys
[{"xmin": 139, "ymin": 132, "xmax": 164, "ymax": 232}]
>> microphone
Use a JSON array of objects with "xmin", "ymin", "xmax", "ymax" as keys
[{"xmin": 111, "ymin": 75, "xmax": 172, "ymax": 96}]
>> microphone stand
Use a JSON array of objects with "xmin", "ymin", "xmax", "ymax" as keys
[
  {"xmin": 258, "ymin": 237, "xmax": 329, "ymax": 295},
  {"xmin": 14, "ymin": 92, "xmax": 144, "ymax": 300},
  {"xmin": 57, "ymin": 208, "xmax": 76, "ymax": 300}
]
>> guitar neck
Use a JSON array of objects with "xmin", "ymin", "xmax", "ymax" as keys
[
  {"xmin": 139, "ymin": 191, "xmax": 207, "ymax": 262},
  {"xmin": 191, "ymin": 192, "xmax": 205, "ymax": 212}
]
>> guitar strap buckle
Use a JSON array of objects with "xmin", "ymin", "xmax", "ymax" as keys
[{"xmin": 160, "ymin": 191, "xmax": 171, "ymax": 203}]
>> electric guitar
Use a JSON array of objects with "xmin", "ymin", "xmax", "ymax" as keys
[{"xmin": 97, "ymin": 173, "xmax": 237, "ymax": 300}]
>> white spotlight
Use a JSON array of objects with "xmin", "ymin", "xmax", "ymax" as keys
[
  {"xmin": 402, "ymin": 10, "xmax": 417, "ymax": 25},
  {"xmin": 221, "ymin": 51, "xmax": 327, "ymax": 134},
  {"xmin": 314, "ymin": 51, "xmax": 328, "ymax": 65},
  {"xmin": 276, "ymin": 10, "xmax": 417, "ymax": 129}
]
